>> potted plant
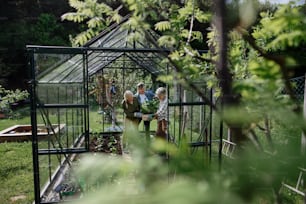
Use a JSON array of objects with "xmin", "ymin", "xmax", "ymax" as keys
[{"xmin": 141, "ymin": 98, "xmax": 159, "ymax": 121}]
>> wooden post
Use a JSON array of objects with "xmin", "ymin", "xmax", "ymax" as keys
[{"xmin": 227, "ymin": 128, "xmax": 231, "ymax": 141}]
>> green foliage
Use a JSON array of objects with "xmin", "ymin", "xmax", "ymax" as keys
[
  {"xmin": 73, "ymin": 127, "xmax": 304, "ymax": 204},
  {"xmin": 141, "ymin": 98, "xmax": 159, "ymax": 114},
  {"xmin": 253, "ymin": 3, "xmax": 306, "ymax": 51},
  {"xmin": 0, "ymin": 85, "xmax": 29, "ymax": 115},
  {"xmin": 229, "ymin": 3, "xmax": 306, "ymax": 116},
  {"xmin": 154, "ymin": 21, "xmax": 171, "ymax": 32},
  {"xmin": 90, "ymin": 133, "xmax": 121, "ymax": 154},
  {"xmin": 30, "ymin": 13, "xmax": 69, "ymax": 45},
  {"xmin": 153, "ymin": 0, "xmax": 210, "ymax": 47},
  {"xmin": 62, "ymin": 0, "xmax": 122, "ymax": 46}
]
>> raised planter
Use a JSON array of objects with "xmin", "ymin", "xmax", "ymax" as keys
[
  {"xmin": 89, "ymin": 132, "xmax": 122, "ymax": 155},
  {"xmin": 0, "ymin": 124, "xmax": 66, "ymax": 142}
]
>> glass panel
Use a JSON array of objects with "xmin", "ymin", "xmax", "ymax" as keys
[
  {"xmin": 36, "ymin": 84, "xmax": 84, "ymax": 105},
  {"xmin": 35, "ymin": 53, "xmax": 84, "ymax": 83},
  {"xmin": 36, "ymin": 106, "xmax": 85, "ymax": 150}
]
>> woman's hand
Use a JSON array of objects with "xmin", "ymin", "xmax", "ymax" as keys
[
  {"xmin": 134, "ymin": 112, "xmax": 143, "ymax": 118},
  {"xmin": 153, "ymin": 113, "xmax": 158, "ymax": 119}
]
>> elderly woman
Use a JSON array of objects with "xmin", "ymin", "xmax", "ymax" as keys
[
  {"xmin": 154, "ymin": 87, "xmax": 168, "ymax": 140},
  {"xmin": 122, "ymin": 90, "xmax": 142, "ymax": 125},
  {"xmin": 121, "ymin": 90, "xmax": 142, "ymax": 150}
]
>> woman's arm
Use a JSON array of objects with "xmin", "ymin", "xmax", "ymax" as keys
[{"xmin": 122, "ymin": 98, "xmax": 142, "ymax": 118}]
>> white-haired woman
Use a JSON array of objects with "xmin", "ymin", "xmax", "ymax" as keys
[
  {"xmin": 154, "ymin": 87, "xmax": 168, "ymax": 140},
  {"xmin": 121, "ymin": 90, "xmax": 142, "ymax": 150},
  {"xmin": 122, "ymin": 90, "xmax": 141, "ymax": 124}
]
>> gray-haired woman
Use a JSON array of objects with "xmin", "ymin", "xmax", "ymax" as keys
[
  {"xmin": 154, "ymin": 87, "xmax": 168, "ymax": 140},
  {"xmin": 121, "ymin": 90, "xmax": 142, "ymax": 150}
]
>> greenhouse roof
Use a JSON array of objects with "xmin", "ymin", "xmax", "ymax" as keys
[{"xmin": 32, "ymin": 15, "xmax": 168, "ymax": 83}]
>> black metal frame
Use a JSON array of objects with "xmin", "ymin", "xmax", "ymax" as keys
[
  {"xmin": 29, "ymin": 47, "xmax": 89, "ymax": 204},
  {"xmin": 28, "ymin": 45, "xmax": 221, "ymax": 204},
  {"xmin": 168, "ymin": 84, "xmax": 215, "ymax": 158},
  {"xmin": 27, "ymin": 18, "xmax": 220, "ymax": 201},
  {"xmin": 27, "ymin": 45, "xmax": 170, "ymax": 203}
]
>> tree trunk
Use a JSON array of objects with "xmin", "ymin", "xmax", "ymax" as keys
[
  {"xmin": 214, "ymin": 0, "xmax": 231, "ymax": 105},
  {"xmin": 214, "ymin": 0, "xmax": 246, "ymax": 145}
]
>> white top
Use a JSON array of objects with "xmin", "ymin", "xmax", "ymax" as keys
[
  {"xmin": 156, "ymin": 98, "xmax": 168, "ymax": 121},
  {"xmin": 139, "ymin": 94, "xmax": 147, "ymax": 104}
]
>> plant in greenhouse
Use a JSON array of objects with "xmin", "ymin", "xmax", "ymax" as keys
[
  {"xmin": 141, "ymin": 98, "xmax": 159, "ymax": 114},
  {"xmin": 89, "ymin": 133, "xmax": 122, "ymax": 154}
]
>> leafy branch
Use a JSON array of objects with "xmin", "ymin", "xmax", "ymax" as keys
[
  {"xmin": 61, "ymin": 0, "xmax": 122, "ymax": 46},
  {"xmin": 143, "ymin": 29, "xmax": 218, "ymax": 111},
  {"xmin": 236, "ymin": 26, "xmax": 301, "ymax": 113}
]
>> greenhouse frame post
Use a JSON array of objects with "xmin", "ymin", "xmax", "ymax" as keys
[
  {"xmin": 84, "ymin": 51, "xmax": 90, "ymax": 150},
  {"xmin": 29, "ymin": 49, "xmax": 41, "ymax": 204},
  {"xmin": 302, "ymin": 74, "xmax": 306, "ymax": 154},
  {"xmin": 209, "ymin": 88, "xmax": 213, "ymax": 163}
]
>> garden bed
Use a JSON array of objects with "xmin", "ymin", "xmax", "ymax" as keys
[
  {"xmin": 0, "ymin": 124, "xmax": 66, "ymax": 142},
  {"xmin": 40, "ymin": 131, "xmax": 123, "ymax": 203},
  {"xmin": 89, "ymin": 132, "xmax": 122, "ymax": 154}
]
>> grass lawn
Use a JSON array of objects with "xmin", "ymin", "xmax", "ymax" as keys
[
  {"xmin": 0, "ymin": 111, "xmax": 34, "ymax": 203},
  {"xmin": 0, "ymin": 110, "xmax": 34, "ymax": 204},
  {"xmin": 0, "ymin": 142, "xmax": 34, "ymax": 204}
]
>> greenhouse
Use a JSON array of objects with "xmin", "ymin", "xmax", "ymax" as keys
[{"xmin": 27, "ymin": 16, "xmax": 219, "ymax": 203}]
